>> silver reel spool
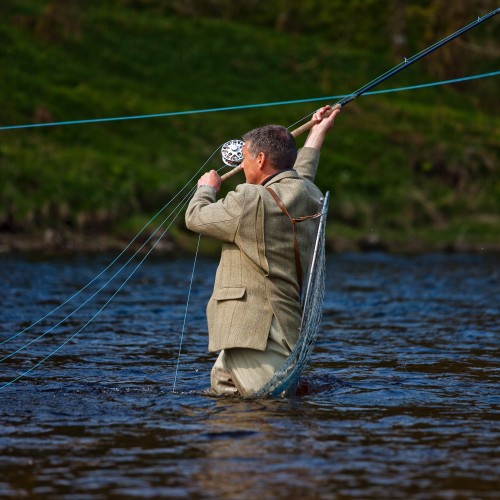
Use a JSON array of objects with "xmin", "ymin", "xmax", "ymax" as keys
[{"xmin": 221, "ymin": 139, "xmax": 244, "ymax": 167}]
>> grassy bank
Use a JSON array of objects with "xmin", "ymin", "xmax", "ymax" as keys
[{"xmin": 0, "ymin": 1, "xmax": 499, "ymax": 253}]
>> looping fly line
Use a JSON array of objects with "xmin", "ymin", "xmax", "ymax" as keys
[
  {"xmin": 0, "ymin": 71, "xmax": 498, "ymax": 132},
  {"xmin": 1, "ymin": 7, "xmax": 498, "ymax": 390},
  {"xmin": 0, "ymin": 146, "xmax": 229, "ymax": 390}
]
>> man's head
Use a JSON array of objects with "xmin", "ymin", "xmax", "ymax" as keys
[{"xmin": 241, "ymin": 125, "xmax": 297, "ymax": 184}]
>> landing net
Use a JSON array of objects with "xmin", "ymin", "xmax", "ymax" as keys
[{"xmin": 255, "ymin": 192, "xmax": 330, "ymax": 397}]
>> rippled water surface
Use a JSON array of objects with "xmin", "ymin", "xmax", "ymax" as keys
[{"xmin": 1, "ymin": 252, "xmax": 499, "ymax": 499}]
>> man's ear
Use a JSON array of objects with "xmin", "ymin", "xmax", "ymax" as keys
[{"xmin": 257, "ymin": 152, "xmax": 266, "ymax": 169}]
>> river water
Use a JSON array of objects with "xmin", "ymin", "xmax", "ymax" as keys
[{"xmin": 0, "ymin": 251, "xmax": 498, "ymax": 499}]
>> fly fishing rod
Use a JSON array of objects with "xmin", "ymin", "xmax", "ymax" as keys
[{"xmin": 220, "ymin": 7, "xmax": 499, "ymax": 181}]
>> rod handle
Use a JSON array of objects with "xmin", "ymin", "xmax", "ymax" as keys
[
  {"xmin": 220, "ymin": 164, "xmax": 243, "ymax": 182},
  {"xmin": 291, "ymin": 103, "xmax": 342, "ymax": 137}
]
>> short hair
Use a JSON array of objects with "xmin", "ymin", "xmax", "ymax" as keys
[{"xmin": 242, "ymin": 125, "xmax": 297, "ymax": 170}]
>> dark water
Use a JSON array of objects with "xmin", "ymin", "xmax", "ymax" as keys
[{"xmin": 0, "ymin": 251, "xmax": 499, "ymax": 499}]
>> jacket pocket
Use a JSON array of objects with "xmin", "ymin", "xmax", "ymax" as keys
[{"xmin": 212, "ymin": 287, "xmax": 246, "ymax": 301}]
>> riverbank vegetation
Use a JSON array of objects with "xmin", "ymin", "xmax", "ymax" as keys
[{"xmin": 0, "ymin": 0, "xmax": 498, "ymax": 253}]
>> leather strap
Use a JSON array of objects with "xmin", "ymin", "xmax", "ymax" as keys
[{"xmin": 265, "ymin": 187, "xmax": 321, "ymax": 292}]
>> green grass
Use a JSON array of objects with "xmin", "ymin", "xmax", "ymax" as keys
[{"xmin": 0, "ymin": 1, "xmax": 498, "ymax": 252}]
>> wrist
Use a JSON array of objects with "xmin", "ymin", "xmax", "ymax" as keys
[
  {"xmin": 197, "ymin": 184, "xmax": 217, "ymax": 192},
  {"xmin": 303, "ymin": 129, "xmax": 326, "ymax": 150}
]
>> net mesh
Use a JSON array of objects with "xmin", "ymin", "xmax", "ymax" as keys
[{"xmin": 255, "ymin": 192, "xmax": 330, "ymax": 397}]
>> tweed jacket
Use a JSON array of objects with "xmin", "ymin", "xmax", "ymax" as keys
[{"xmin": 185, "ymin": 147, "xmax": 324, "ymax": 352}]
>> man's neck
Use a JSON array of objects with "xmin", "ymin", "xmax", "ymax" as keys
[{"xmin": 260, "ymin": 167, "xmax": 292, "ymax": 186}]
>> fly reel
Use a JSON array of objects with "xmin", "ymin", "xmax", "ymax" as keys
[{"xmin": 221, "ymin": 139, "xmax": 244, "ymax": 167}]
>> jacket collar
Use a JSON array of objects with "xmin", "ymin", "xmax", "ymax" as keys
[{"xmin": 261, "ymin": 169, "xmax": 298, "ymax": 187}]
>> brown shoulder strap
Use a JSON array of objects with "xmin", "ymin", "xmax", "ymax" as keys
[{"xmin": 265, "ymin": 187, "xmax": 321, "ymax": 292}]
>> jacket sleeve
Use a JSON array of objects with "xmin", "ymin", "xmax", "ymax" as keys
[
  {"xmin": 293, "ymin": 147, "xmax": 321, "ymax": 182},
  {"xmin": 185, "ymin": 185, "xmax": 248, "ymax": 243}
]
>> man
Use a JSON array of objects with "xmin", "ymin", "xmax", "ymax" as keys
[{"xmin": 185, "ymin": 105, "xmax": 340, "ymax": 396}]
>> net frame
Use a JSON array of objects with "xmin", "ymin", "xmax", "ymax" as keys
[{"xmin": 255, "ymin": 192, "xmax": 330, "ymax": 397}]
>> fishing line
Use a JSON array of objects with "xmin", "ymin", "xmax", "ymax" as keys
[
  {"xmin": 0, "ymin": 145, "xmax": 222, "ymax": 349},
  {"xmin": 0, "ymin": 161, "xmax": 231, "ymax": 389},
  {"xmin": 0, "ymin": 148, "xmax": 224, "ymax": 372},
  {"xmin": 0, "ymin": 71, "xmax": 497, "ymax": 132},
  {"xmin": 0, "ymin": 183, "xmax": 196, "ymax": 363},
  {"xmin": 349, "ymin": 71, "xmax": 500, "ymax": 96},
  {"xmin": 0, "ymin": 193, "xmax": 193, "ymax": 390},
  {"xmin": 284, "ymin": 70, "xmax": 499, "ymax": 129},
  {"xmin": 172, "ymin": 233, "xmax": 201, "ymax": 394}
]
